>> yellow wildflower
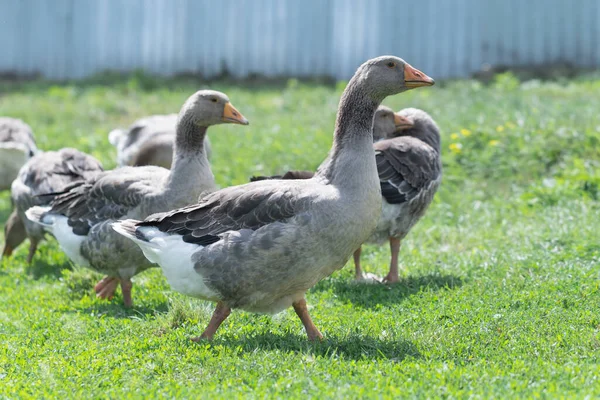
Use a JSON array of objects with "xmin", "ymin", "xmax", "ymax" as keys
[
  {"xmin": 496, "ymin": 125, "xmax": 505, "ymax": 132},
  {"xmin": 489, "ymin": 140, "xmax": 500, "ymax": 147},
  {"xmin": 460, "ymin": 128, "xmax": 472, "ymax": 137},
  {"xmin": 449, "ymin": 143, "xmax": 462, "ymax": 153},
  {"xmin": 450, "ymin": 133, "xmax": 459, "ymax": 140}
]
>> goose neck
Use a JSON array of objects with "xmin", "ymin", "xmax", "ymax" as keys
[
  {"xmin": 165, "ymin": 118, "xmax": 214, "ymax": 196},
  {"xmin": 316, "ymin": 79, "xmax": 380, "ymax": 183}
]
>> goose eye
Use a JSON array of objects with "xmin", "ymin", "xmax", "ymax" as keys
[
  {"xmin": 211, "ymin": 98, "xmax": 218, "ymax": 103},
  {"xmin": 386, "ymin": 62, "xmax": 396, "ymax": 68}
]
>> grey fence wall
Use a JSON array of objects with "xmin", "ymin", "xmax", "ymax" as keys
[{"xmin": 0, "ymin": 0, "xmax": 598, "ymax": 80}]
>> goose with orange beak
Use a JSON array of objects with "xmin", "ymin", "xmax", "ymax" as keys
[
  {"xmin": 112, "ymin": 56, "xmax": 435, "ymax": 341},
  {"xmin": 354, "ymin": 107, "xmax": 442, "ymax": 282},
  {"xmin": 26, "ymin": 90, "xmax": 249, "ymax": 307}
]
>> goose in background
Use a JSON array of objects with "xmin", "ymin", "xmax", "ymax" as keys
[
  {"xmin": 109, "ymin": 113, "xmax": 212, "ymax": 169},
  {"xmin": 0, "ymin": 117, "xmax": 38, "ymax": 191},
  {"xmin": 2, "ymin": 148, "xmax": 103, "ymax": 263}
]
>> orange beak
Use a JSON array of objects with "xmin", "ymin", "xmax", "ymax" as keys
[
  {"xmin": 394, "ymin": 114, "xmax": 414, "ymax": 131},
  {"xmin": 222, "ymin": 102, "xmax": 249, "ymax": 125},
  {"xmin": 404, "ymin": 63, "xmax": 435, "ymax": 88}
]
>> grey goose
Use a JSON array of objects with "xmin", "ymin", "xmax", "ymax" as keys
[
  {"xmin": 2, "ymin": 148, "xmax": 103, "ymax": 263},
  {"xmin": 26, "ymin": 90, "xmax": 248, "ymax": 307},
  {"xmin": 112, "ymin": 56, "xmax": 434, "ymax": 340}
]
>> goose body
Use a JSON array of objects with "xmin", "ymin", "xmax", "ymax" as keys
[
  {"xmin": 119, "ymin": 153, "xmax": 381, "ymax": 315},
  {"xmin": 109, "ymin": 114, "xmax": 212, "ymax": 168},
  {"xmin": 2, "ymin": 148, "xmax": 103, "ymax": 263},
  {"xmin": 26, "ymin": 91, "xmax": 248, "ymax": 306},
  {"xmin": 364, "ymin": 108, "xmax": 442, "ymax": 282},
  {"xmin": 0, "ymin": 118, "xmax": 37, "ymax": 190},
  {"xmin": 113, "ymin": 56, "xmax": 434, "ymax": 340},
  {"xmin": 248, "ymin": 108, "xmax": 441, "ymax": 282}
]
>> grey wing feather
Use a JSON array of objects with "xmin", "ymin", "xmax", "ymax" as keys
[
  {"xmin": 48, "ymin": 166, "xmax": 166, "ymax": 235},
  {"xmin": 374, "ymin": 137, "xmax": 441, "ymax": 205},
  {"xmin": 140, "ymin": 183, "xmax": 304, "ymax": 245},
  {"xmin": 14, "ymin": 148, "xmax": 103, "ymax": 209},
  {"xmin": 250, "ymin": 170, "xmax": 314, "ymax": 182}
]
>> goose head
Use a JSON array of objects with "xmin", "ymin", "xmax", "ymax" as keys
[
  {"xmin": 178, "ymin": 90, "xmax": 249, "ymax": 128},
  {"xmin": 373, "ymin": 106, "xmax": 414, "ymax": 141},
  {"xmin": 393, "ymin": 108, "xmax": 441, "ymax": 153},
  {"xmin": 357, "ymin": 56, "xmax": 435, "ymax": 101}
]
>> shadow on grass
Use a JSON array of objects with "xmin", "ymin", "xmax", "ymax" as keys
[
  {"xmin": 215, "ymin": 332, "xmax": 420, "ymax": 361},
  {"xmin": 26, "ymin": 257, "xmax": 72, "ymax": 280},
  {"xmin": 73, "ymin": 301, "xmax": 169, "ymax": 319},
  {"xmin": 313, "ymin": 273, "xmax": 464, "ymax": 308}
]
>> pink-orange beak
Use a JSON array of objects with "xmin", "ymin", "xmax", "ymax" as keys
[
  {"xmin": 394, "ymin": 113, "xmax": 414, "ymax": 131},
  {"xmin": 222, "ymin": 102, "xmax": 249, "ymax": 125},
  {"xmin": 404, "ymin": 63, "xmax": 435, "ymax": 88}
]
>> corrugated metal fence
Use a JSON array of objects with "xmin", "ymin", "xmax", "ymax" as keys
[{"xmin": 0, "ymin": 0, "xmax": 598, "ymax": 80}]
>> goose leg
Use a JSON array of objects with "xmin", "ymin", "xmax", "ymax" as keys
[
  {"xmin": 120, "ymin": 278, "xmax": 133, "ymax": 308},
  {"xmin": 292, "ymin": 298, "xmax": 323, "ymax": 341},
  {"xmin": 94, "ymin": 276, "xmax": 119, "ymax": 300},
  {"xmin": 192, "ymin": 301, "xmax": 231, "ymax": 341},
  {"xmin": 26, "ymin": 239, "xmax": 38, "ymax": 265},
  {"xmin": 1, "ymin": 244, "xmax": 13, "ymax": 258},
  {"xmin": 383, "ymin": 237, "xmax": 401, "ymax": 283},
  {"xmin": 353, "ymin": 246, "xmax": 364, "ymax": 280}
]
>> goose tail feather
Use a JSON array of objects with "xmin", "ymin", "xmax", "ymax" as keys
[
  {"xmin": 112, "ymin": 219, "xmax": 159, "ymax": 248},
  {"xmin": 25, "ymin": 206, "xmax": 53, "ymax": 227}
]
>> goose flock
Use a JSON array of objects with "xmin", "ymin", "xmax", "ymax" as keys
[{"xmin": 1, "ymin": 56, "xmax": 438, "ymax": 340}]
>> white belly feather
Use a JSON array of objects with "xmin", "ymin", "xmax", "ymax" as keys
[
  {"xmin": 129, "ymin": 227, "xmax": 220, "ymax": 301},
  {"xmin": 44, "ymin": 214, "xmax": 90, "ymax": 267}
]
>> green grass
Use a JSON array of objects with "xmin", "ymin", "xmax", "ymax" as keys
[{"xmin": 1, "ymin": 72, "xmax": 600, "ymax": 398}]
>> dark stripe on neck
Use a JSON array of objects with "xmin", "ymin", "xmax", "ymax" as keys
[
  {"xmin": 174, "ymin": 116, "xmax": 207, "ymax": 156},
  {"xmin": 315, "ymin": 77, "xmax": 380, "ymax": 181}
]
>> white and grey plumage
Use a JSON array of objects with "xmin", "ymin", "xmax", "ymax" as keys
[
  {"xmin": 25, "ymin": 90, "xmax": 249, "ymax": 307},
  {"xmin": 0, "ymin": 117, "xmax": 38, "ymax": 190},
  {"xmin": 2, "ymin": 148, "xmax": 103, "ymax": 263},
  {"xmin": 248, "ymin": 108, "xmax": 441, "ymax": 283},
  {"xmin": 112, "ymin": 56, "xmax": 435, "ymax": 341},
  {"xmin": 357, "ymin": 107, "xmax": 442, "ymax": 282},
  {"xmin": 109, "ymin": 113, "xmax": 212, "ymax": 169}
]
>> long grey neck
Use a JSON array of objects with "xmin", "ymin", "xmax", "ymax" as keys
[
  {"xmin": 315, "ymin": 77, "xmax": 380, "ymax": 185},
  {"xmin": 164, "ymin": 116, "xmax": 215, "ymax": 199},
  {"xmin": 174, "ymin": 114, "xmax": 206, "ymax": 153}
]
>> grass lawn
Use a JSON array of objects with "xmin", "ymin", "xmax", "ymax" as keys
[{"xmin": 1, "ymin": 72, "xmax": 599, "ymax": 398}]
